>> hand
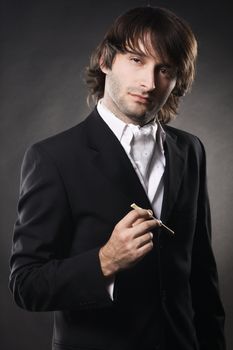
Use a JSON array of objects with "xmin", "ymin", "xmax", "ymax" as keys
[{"xmin": 99, "ymin": 208, "xmax": 160, "ymax": 277}]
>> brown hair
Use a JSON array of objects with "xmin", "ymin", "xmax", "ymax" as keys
[{"xmin": 85, "ymin": 7, "xmax": 197, "ymax": 123}]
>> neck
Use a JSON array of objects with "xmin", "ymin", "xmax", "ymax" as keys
[{"xmin": 100, "ymin": 99, "xmax": 156, "ymax": 127}]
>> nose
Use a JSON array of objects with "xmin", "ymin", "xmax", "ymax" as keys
[{"xmin": 140, "ymin": 67, "xmax": 156, "ymax": 91}]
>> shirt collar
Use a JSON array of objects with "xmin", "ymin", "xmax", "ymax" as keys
[
  {"xmin": 97, "ymin": 99, "xmax": 166, "ymax": 152},
  {"xmin": 97, "ymin": 100, "xmax": 126, "ymax": 141}
]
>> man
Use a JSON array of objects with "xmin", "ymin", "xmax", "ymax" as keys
[{"xmin": 9, "ymin": 6, "xmax": 226, "ymax": 350}]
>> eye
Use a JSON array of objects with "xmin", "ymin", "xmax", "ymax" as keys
[
  {"xmin": 160, "ymin": 66, "xmax": 168, "ymax": 74},
  {"xmin": 130, "ymin": 57, "xmax": 142, "ymax": 64},
  {"xmin": 160, "ymin": 66, "xmax": 176, "ymax": 79}
]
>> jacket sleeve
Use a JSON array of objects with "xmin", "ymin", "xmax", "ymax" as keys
[
  {"xmin": 190, "ymin": 139, "xmax": 226, "ymax": 350},
  {"xmin": 9, "ymin": 144, "xmax": 112, "ymax": 311}
]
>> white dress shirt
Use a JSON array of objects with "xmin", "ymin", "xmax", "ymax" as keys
[
  {"xmin": 97, "ymin": 100, "xmax": 166, "ymax": 218},
  {"xmin": 97, "ymin": 100, "xmax": 166, "ymax": 299}
]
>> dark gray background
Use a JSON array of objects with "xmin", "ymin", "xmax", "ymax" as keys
[{"xmin": 1, "ymin": 0, "xmax": 232, "ymax": 349}]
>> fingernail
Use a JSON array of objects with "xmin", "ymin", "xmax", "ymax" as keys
[{"xmin": 147, "ymin": 209, "xmax": 153, "ymax": 216}]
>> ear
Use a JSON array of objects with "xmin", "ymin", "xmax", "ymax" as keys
[{"xmin": 99, "ymin": 55, "xmax": 109, "ymax": 74}]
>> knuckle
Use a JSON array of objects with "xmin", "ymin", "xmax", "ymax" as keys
[
  {"xmin": 119, "ymin": 232, "xmax": 127, "ymax": 243},
  {"xmin": 125, "ymin": 241, "xmax": 132, "ymax": 251},
  {"xmin": 145, "ymin": 241, "xmax": 153, "ymax": 253},
  {"xmin": 131, "ymin": 209, "xmax": 140, "ymax": 220},
  {"xmin": 148, "ymin": 232, "xmax": 153, "ymax": 239},
  {"xmin": 143, "ymin": 221, "xmax": 152, "ymax": 230},
  {"xmin": 146, "ymin": 240, "xmax": 154, "ymax": 251}
]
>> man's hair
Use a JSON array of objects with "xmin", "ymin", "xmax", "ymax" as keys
[{"xmin": 85, "ymin": 7, "xmax": 197, "ymax": 123}]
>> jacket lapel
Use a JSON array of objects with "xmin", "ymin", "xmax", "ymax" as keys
[
  {"xmin": 161, "ymin": 127, "xmax": 185, "ymax": 224},
  {"xmin": 85, "ymin": 110, "xmax": 186, "ymax": 224},
  {"xmin": 85, "ymin": 109, "xmax": 152, "ymax": 210}
]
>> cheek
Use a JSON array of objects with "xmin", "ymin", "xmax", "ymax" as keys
[
  {"xmin": 111, "ymin": 73, "xmax": 128, "ymax": 94},
  {"xmin": 105, "ymin": 73, "xmax": 125, "ymax": 102},
  {"xmin": 114, "ymin": 64, "xmax": 135, "ymax": 85},
  {"xmin": 161, "ymin": 80, "xmax": 176, "ymax": 98},
  {"xmin": 169, "ymin": 79, "xmax": 177, "ymax": 93}
]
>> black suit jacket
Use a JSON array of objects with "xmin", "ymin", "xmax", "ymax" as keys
[{"xmin": 9, "ymin": 109, "xmax": 225, "ymax": 350}]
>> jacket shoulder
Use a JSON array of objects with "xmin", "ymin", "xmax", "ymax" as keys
[
  {"xmin": 164, "ymin": 124, "xmax": 205, "ymax": 152},
  {"xmin": 36, "ymin": 119, "xmax": 87, "ymax": 151},
  {"xmin": 24, "ymin": 113, "xmax": 93, "ymax": 165}
]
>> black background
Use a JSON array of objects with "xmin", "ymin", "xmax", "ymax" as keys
[{"xmin": 1, "ymin": 1, "xmax": 232, "ymax": 349}]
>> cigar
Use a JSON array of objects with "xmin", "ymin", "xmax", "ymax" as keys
[{"xmin": 130, "ymin": 203, "xmax": 175, "ymax": 235}]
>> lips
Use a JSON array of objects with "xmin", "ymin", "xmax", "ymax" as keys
[{"xmin": 129, "ymin": 93, "xmax": 151, "ymax": 104}]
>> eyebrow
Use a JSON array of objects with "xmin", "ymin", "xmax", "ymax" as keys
[
  {"xmin": 158, "ymin": 63, "xmax": 175, "ymax": 69},
  {"xmin": 126, "ymin": 50, "xmax": 175, "ymax": 68},
  {"xmin": 126, "ymin": 49, "xmax": 148, "ymax": 57}
]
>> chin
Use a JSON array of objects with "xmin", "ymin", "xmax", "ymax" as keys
[
  {"xmin": 130, "ymin": 106, "xmax": 149, "ymax": 117},
  {"xmin": 125, "ymin": 113, "xmax": 148, "ymax": 125}
]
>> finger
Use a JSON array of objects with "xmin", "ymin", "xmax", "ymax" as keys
[
  {"xmin": 117, "ymin": 208, "xmax": 152, "ymax": 229},
  {"xmin": 131, "ymin": 218, "xmax": 160, "ymax": 237},
  {"xmin": 132, "ymin": 217, "xmax": 146, "ymax": 227},
  {"xmin": 135, "ymin": 232, "xmax": 153, "ymax": 248},
  {"xmin": 131, "ymin": 203, "xmax": 154, "ymax": 218},
  {"xmin": 136, "ymin": 239, "xmax": 154, "ymax": 258}
]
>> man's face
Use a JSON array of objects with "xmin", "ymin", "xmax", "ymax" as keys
[{"xmin": 101, "ymin": 40, "xmax": 177, "ymax": 125}]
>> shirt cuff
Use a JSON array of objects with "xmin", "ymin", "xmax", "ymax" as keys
[{"xmin": 106, "ymin": 276, "xmax": 115, "ymax": 301}]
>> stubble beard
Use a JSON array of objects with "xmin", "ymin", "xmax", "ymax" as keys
[
  {"xmin": 109, "ymin": 89, "xmax": 158, "ymax": 126},
  {"xmin": 106, "ymin": 73, "xmax": 159, "ymax": 125},
  {"xmin": 114, "ymin": 95, "xmax": 159, "ymax": 126}
]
